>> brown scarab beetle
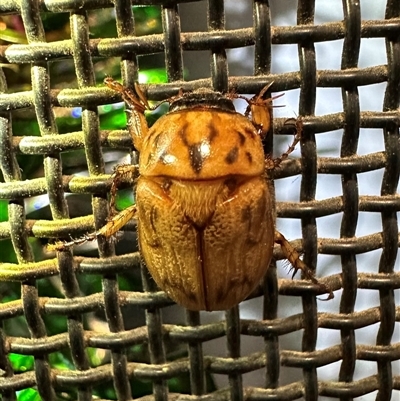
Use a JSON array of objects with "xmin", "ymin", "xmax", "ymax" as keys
[{"xmin": 52, "ymin": 79, "xmax": 333, "ymax": 311}]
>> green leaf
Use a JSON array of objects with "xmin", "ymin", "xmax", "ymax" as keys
[
  {"xmin": 49, "ymin": 352, "xmax": 74, "ymax": 370},
  {"xmin": 115, "ymin": 188, "xmax": 134, "ymax": 211},
  {"xmin": 17, "ymin": 388, "xmax": 41, "ymax": 401},
  {"xmin": 0, "ymin": 200, "xmax": 7, "ymax": 222},
  {"xmin": 9, "ymin": 353, "xmax": 34, "ymax": 372}
]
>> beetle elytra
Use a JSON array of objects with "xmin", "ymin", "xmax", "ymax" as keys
[{"xmin": 51, "ymin": 79, "xmax": 333, "ymax": 311}]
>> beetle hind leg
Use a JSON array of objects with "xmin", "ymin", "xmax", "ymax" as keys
[{"xmin": 274, "ymin": 231, "xmax": 333, "ymax": 300}]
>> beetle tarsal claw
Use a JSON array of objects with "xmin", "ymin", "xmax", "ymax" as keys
[
  {"xmin": 289, "ymin": 265, "xmax": 300, "ymax": 280},
  {"xmin": 47, "ymin": 232, "xmax": 98, "ymax": 252}
]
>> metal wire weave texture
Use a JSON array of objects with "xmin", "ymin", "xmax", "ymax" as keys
[{"xmin": 0, "ymin": 0, "xmax": 399, "ymax": 400}]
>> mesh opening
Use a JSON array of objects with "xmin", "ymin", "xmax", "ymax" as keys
[{"xmin": 0, "ymin": 1, "xmax": 399, "ymax": 400}]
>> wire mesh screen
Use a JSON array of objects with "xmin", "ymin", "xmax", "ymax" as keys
[{"xmin": 0, "ymin": 0, "xmax": 399, "ymax": 400}]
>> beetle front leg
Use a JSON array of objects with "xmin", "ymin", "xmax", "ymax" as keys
[
  {"xmin": 274, "ymin": 230, "xmax": 333, "ymax": 299},
  {"xmin": 104, "ymin": 77, "xmax": 149, "ymax": 151},
  {"xmin": 228, "ymin": 83, "xmax": 275, "ymax": 139}
]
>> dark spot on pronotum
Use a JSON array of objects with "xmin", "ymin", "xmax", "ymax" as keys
[
  {"xmin": 237, "ymin": 131, "xmax": 246, "ymax": 145},
  {"xmin": 178, "ymin": 122, "xmax": 190, "ymax": 146},
  {"xmin": 189, "ymin": 143, "xmax": 204, "ymax": 173},
  {"xmin": 207, "ymin": 121, "xmax": 219, "ymax": 142},
  {"xmin": 178, "ymin": 122, "xmax": 205, "ymax": 173},
  {"xmin": 246, "ymin": 151, "xmax": 253, "ymax": 164},
  {"xmin": 225, "ymin": 146, "xmax": 239, "ymax": 164}
]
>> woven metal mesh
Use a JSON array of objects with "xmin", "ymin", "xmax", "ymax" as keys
[{"xmin": 0, "ymin": 0, "xmax": 399, "ymax": 400}]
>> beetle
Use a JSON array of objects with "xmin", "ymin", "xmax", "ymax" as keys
[{"xmin": 52, "ymin": 79, "xmax": 332, "ymax": 311}]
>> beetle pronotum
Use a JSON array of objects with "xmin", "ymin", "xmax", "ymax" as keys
[{"xmin": 51, "ymin": 79, "xmax": 333, "ymax": 311}]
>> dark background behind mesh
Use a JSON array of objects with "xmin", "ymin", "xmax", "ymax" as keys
[{"xmin": 0, "ymin": 1, "xmax": 399, "ymax": 400}]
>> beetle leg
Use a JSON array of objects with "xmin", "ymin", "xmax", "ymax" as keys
[
  {"xmin": 104, "ymin": 77, "xmax": 150, "ymax": 151},
  {"xmin": 275, "ymin": 119, "xmax": 302, "ymax": 166},
  {"xmin": 265, "ymin": 118, "xmax": 303, "ymax": 172},
  {"xmin": 229, "ymin": 84, "xmax": 286, "ymax": 139},
  {"xmin": 229, "ymin": 84, "xmax": 273, "ymax": 138},
  {"xmin": 274, "ymin": 231, "xmax": 333, "ymax": 300},
  {"xmin": 104, "ymin": 77, "xmax": 148, "ymax": 112},
  {"xmin": 97, "ymin": 204, "xmax": 138, "ymax": 237},
  {"xmin": 48, "ymin": 205, "xmax": 138, "ymax": 252},
  {"xmin": 109, "ymin": 164, "xmax": 139, "ymax": 217}
]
